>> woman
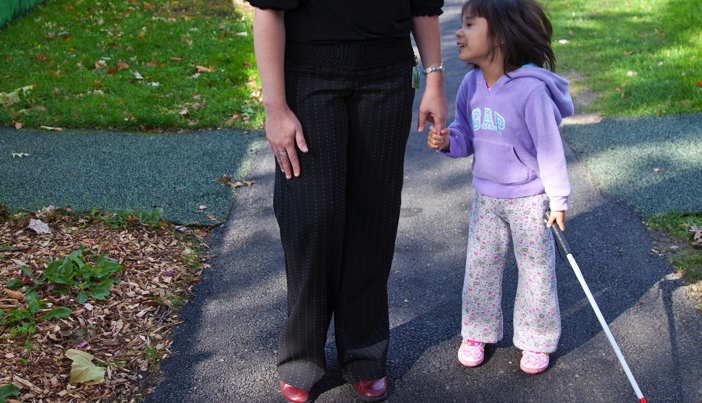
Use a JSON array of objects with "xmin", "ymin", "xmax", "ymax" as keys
[{"xmin": 247, "ymin": 0, "xmax": 446, "ymax": 401}]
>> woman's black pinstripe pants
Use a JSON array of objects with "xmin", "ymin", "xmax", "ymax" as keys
[{"xmin": 275, "ymin": 56, "xmax": 416, "ymax": 390}]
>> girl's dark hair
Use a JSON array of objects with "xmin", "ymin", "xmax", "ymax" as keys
[{"xmin": 462, "ymin": 0, "xmax": 556, "ymax": 73}]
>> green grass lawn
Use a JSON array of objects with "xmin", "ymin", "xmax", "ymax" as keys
[
  {"xmin": 546, "ymin": 0, "xmax": 701, "ymax": 286},
  {"xmin": 0, "ymin": 0, "xmax": 263, "ymax": 131},
  {"xmin": 545, "ymin": 0, "xmax": 702, "ymax": 117}
]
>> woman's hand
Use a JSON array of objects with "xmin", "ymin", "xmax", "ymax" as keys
[
  {"xmin": 417, "ymin": 74, "xmax": 448, "ymax": 132},
  {"xmin": 427, "ymin": 125, "xmax": 450, "ymax": 151},
  {"xmin": 264, "ymin": 105, "xmax": 308, "ymax": 179}
]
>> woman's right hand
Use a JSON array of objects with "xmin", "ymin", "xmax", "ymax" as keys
[
  {"xmin": 252, "ymin": 8, "xmax": 307, "ymax": 179},
  {"xmin": 265, "ymin": 105, "xmax": 308, "ymax": 179}
]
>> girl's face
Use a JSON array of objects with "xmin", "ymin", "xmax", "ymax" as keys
[{"xmin": 455, "ymin": 11, "xmax": 493, "ymax": 67}]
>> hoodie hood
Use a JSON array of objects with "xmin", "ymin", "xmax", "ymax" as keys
[{"xmin": 499, "ymin": 65, "xmax": 575, "ymax": 120}]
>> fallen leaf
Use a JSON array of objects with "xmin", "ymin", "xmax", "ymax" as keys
[
  {"xmin": 28, "ymin": 218, "xmax": 50, "ymax": 234},
  {"xmin": 4, "ymin": 288, "xmax": 23, "ymax": 300},
  {"xmin": 11, "ymin": 258, "xmax": 27, "ymax": 266},
  {"xmin": 13, "ymin": 121, "xmax": 22, "ymax": 129},
  {"xmin": 39, "ymin": 125, "xmax": 63, "ymax": 131},
  {"xmin": 65, "ymin": 349, "xmax": 105, "ymax": 384},
  {"xmin": 0, "ymin": 92, "xmax": 20, "ymax": 106},
  {"xmin": 195, "ymin": 65, "xmax": 214, "ymax": 73},
  {"xmin": 133, "ymin": 70, "xmax": 144, "ymax": 80},
  {"xmin": 697, "ymin": 80, "xmax": 702, "ymax": 88},
  {"xmin": 217, "ymin": 175, "xmax": 233, "ymax": 186},
  {"xmin": 225, "ymin": 113, "xmax": 239, "ymax": 126},
  {"xmin": 0, "ymin": 85, "xmax": 32, "ymax": 106},
  {"xmin": 95, "ymin": 60, "xmax": 106, "ymax": 69}
]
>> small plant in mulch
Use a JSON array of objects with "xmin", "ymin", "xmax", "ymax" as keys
[
  {"xmin": 0, "ymin": 206, "xmax": 211, "ymax": 402},
  {"xmin": 647, "ymin": 212, "xmax": 702, "ymax": 312}
]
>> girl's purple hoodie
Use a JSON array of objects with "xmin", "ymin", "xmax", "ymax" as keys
[{"xmin": 441, "ymin": 65, "xmax": 574, "ymax": 211}]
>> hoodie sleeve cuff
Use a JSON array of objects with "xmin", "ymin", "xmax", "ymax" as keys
[
  {"xmin": 439, "ymin": 138, "xmax": 461, "ymax": 158},
  {"xmin": 549, "ymin": 196, "xmax": 569, "ymax": 212}
]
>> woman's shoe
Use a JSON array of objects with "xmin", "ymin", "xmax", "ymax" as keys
[
  {"xmin": 520, "ymin": 350, "xmax": 549, "ymax": 374},
  {"xmin": 352, "ymin": 376, "xmax": 387, "ymax": 401},
  {"xmin": 280, "ymin": 381, "xmax": 310, "ymax": 403},
  {"xmin": 458, "ymin": 339, "xmax": 484, "ymax": 367}
]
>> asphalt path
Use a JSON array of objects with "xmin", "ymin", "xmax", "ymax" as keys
[{"xmin": 146, "ymin": 1, "xmax": 702, "ymax": 402}]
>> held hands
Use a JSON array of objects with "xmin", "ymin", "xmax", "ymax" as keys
[
  {"xmin": 427, "ymin": 125, "xmax": 450, "ymax": 151},
  {"xmin": 265, "ymin": 106, "xmax": 309, "ymax": 179},
  {"xmin": 546, "ymin": 210, "xmax": 566, "ymax": 232}
]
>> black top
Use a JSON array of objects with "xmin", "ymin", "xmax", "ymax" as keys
[{"xmin": 246, "ymin": 0, "xmax": 443, "ymax": 43}]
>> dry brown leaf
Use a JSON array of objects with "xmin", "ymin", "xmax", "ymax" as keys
[
  {"xmin": 4, "ymin": 288, "xmax": 23, "ymax": 300},
  {"xmin": 195, "ymin": 65, "xmax": 214, "ymax": 73}
]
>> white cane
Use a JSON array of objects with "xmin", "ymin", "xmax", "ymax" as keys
[{"xmin": 545, "ymin": 212, "xmax": 647, "ymax": 403}]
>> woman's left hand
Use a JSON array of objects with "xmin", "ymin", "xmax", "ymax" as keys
[{"xmin": 418, "ymin": 76, "xmax": 448, "ymax": 132}]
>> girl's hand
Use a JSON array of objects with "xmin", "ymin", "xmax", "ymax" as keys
[
  {"xmin": 547, "ymin": 210, "xmax": 566, "ymax": 232},
  {"xmin": 427, "ymin": 125, "xmax": 450, "ymax": 151}
]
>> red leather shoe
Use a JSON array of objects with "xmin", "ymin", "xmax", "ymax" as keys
[
  {"xmin": 280, "ymin": 381, "xmax": 310, "ymax": 403},
  {"xmin": 352, "ymin": 376, "xmax": 387, "ymax": 401}
]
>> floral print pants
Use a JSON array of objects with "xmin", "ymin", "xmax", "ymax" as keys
[{"xmin": 461, "ymin": 193, "xmax": 561, "ymax": 353}]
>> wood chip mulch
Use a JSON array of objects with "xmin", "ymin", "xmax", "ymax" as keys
[{"xmin": 0, "ymin": 206, "xmax": 211, "ymax": 402}]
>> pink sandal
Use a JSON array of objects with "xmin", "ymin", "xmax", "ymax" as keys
[
  {"xmin": 458, "ymin": 340, "xmax": 484, "ymax": 367},
  {"xmin": 520, "ymin": 350, "xmax": 549, "ymax": 374}
]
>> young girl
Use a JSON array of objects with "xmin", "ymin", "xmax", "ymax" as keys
[{"xmin": 428, "ymin": 0, "xmax": 574, "ymax": 374}]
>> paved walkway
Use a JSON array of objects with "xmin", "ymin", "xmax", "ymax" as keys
[{"xmin": 146, "ymin": 2, "xmax": 702, "ymax": 402}]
